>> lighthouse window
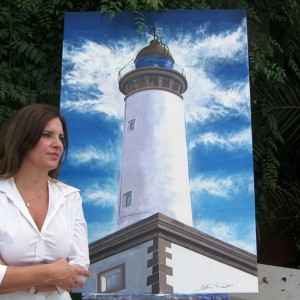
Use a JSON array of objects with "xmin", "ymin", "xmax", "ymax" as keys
[
  {"xmin": 162, "ymin": 77, "xmax": 170, "ymax": 88},
  {"xmin": 149, "ymin": 75, "xmax": 158, "ymax": 87},
  {"xmin": 123, "ymin": 191, "xmax": 132, "ymax": 208},
  {"xmin": 128, "ymin": 119, "xmax": 136, "ymax": 131},
  {"xmin": 135, "ymin": 55, "xmax": 174, "ymax": 69},
  {"xmin": 97, "ymin": 263, "xmax": 125, "ymax": 293}
]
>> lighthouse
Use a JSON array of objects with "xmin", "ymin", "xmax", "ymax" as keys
[
  {"xmin": 83, "ymin": 19, "xmax": 257, "ymax": 296},
  {"xmin": 117, "ymin": 27, "xmax": 193, "ymax": 230}
]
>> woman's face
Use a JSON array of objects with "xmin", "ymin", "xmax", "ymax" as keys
[{"xmin": 22, "ymin": 117, "xmax": 65, "ymax": 173}]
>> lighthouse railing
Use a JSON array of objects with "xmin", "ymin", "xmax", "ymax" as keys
[{"xmin": 118, "ymin": 60, "xmax": 186, "ymax": 82}]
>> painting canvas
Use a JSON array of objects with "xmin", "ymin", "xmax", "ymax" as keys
[{"xmin": 60, "ymin": 10, "xmax": 258, "ymax": 296}]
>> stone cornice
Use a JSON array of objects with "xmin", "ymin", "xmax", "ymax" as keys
[{"xmin": 89, "ymin": 213, "xmax": 257, "ymax": 276}]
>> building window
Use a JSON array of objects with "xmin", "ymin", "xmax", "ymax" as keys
[
  {"xmin": 123, "ymin": 191, "xmax": 132, "ymax": 208},
  {"xmin": 128, "ymin": 119, "xmax": 136, "ymax": 131},
  {"xmin": 97, "ymin": 263, "xmax": 125, "ymax": 293}
]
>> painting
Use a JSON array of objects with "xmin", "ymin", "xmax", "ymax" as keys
[{"xmin": 60, "ymin": 10, "xmax": 258, "ymax": 297}]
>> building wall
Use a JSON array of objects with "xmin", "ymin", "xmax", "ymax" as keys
[
  {"xmin": 118, "ymin": 89, "xmax": 193, "ymax": 229},
  {"xmin": 168, "ymin": 243, "xmax": 258, "ymax": 294},
  {"xmin": 82, "ymin": 240, "xmax": 153, "ymax": 294}
]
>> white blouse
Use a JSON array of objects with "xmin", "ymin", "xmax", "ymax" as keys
[{"xmin": 0, "ymin": 177, "xmax": 90, "ymax": 300}]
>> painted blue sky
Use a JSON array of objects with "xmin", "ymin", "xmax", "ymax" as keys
[{"xmin": 59, "ymin": 10, "xmax": 257, "ymax": 254}]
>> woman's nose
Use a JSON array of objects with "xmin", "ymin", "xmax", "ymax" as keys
[{"xmin": 52, "ymin": 136, "xmax": 63, "ymax": 148}]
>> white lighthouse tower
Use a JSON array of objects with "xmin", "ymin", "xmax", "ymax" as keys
[{"xmin": 117, "ymin": 27, "xmax": 193, "ymax": 230}]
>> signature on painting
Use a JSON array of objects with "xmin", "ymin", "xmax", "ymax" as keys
[{"xmin": 195, "ymin": 282, "xmax": 234, "ymax": 291}]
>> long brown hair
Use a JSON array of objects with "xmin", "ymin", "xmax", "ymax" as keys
[{"xmin": 0, "ymin": 104, "xmax": 69, "ymax": 179}]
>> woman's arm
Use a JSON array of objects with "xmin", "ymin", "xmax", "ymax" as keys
[
  {"xmin": 0, "ymin": 258, "xmax": 90, "ymax": 295},
  {"xmin": 67, "ymin": 193, "xmax": 90, "ymax": 271},
  {"xmin": 53, "ymin": 193, "xmax": 90, "ymax": 295},
  {"xmin": 0, "ymin": 258, "xmax": 56, "ymax": 294}
]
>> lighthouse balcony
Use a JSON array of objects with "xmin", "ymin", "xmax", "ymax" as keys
[
  {"xmin": 119, "ymin": 59, "xmax": 186, "ymax": 82},
  {"xmin": 118, "ymin": 61, "xmax": 187, "ymax": 97}
]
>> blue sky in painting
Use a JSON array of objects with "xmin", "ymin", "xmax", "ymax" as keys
[{"xmin": 59, "ymin": 10, "xmax": 257, "ymax": 254}]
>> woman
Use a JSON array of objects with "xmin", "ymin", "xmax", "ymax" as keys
[{"xmin": 0, "ymin": 104, "xmax": 90, "ymax": 299}]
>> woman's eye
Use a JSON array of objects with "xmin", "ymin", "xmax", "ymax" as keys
[{"xmin": 41, "ymin": 132, "xmax": 51, "ymax": 138}]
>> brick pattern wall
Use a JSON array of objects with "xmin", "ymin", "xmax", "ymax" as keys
[{"xmin": 147, "ymin": 237, "xmax": 174, "ymax": 294}]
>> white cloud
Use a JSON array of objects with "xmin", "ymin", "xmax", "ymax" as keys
[
  {"xmin": 170, "ymin": 18, "xmax": 247, "ymax": 67},
  {"xmin": 82, "ymin": 182, "xmax": 117, "ymax": 207},
  {"xmin": 87, "ymin": 220, "xmax": 117, "ymax": 243},
  {"xmin": 194, "ymin": 219, "xmax": 256, "ymax": 254},
  {"xmin": 168, "ymin": 20, "xmax": 250, "ymax": 124},
  {"xmin": 190, "ymin": 173, "xmax": 253, "ymax": 198},
  {"xmin": 82, "ymin": 182, "xmax": 118, "ymax": 243},
  {"xmin": 68, "ymin": 145, "xmax": 114, "ymax": 166},
  {"xmin": 189, "ymin": 127, "xmax": 253, "ymax": 151},
  {"xmin": 190, "ymin": 175, "xmax": 239, "ymax": 198},
  {"xmin": 61, "ymin": 39, "xmax": 142, "ymax": 119},
  {"xmin": 183, "ymin": 76, "xmax": 250, "ymax": 124},
  {"xmin": 62, "ymin": 98, "xmax": 124, "ymax": 120},
  {"xmin": 199, "ymin": 24, "xmax": 247, "ymax": 61},
  {"xmin": 61, "ymin": 18, "xmax": 251, "ymax": 125}
]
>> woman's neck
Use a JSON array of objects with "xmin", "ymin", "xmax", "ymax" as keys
[{"xmin": 14, "ymin": 168, "xmax": 49, "ymax": 192}]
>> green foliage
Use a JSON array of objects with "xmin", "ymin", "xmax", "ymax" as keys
[
  {"xmin": 100, "ymin": 0, "xmax": 165, "ymax": 31},
  {"xmin": 0, "ymin": 105, "xmax": 14, "ymax": 127},
  {"xmin": 252, "ymin": 91, "xmax": 283, "ymax": 221},
  {"xmin": 0, "ymin": 0, "xmax": 103, "ymax": 125},
  {"xmin": 268, "ymin": 184, "xmax": 300, "ymax": 231},
  {"xmin": 100, "ymin": 0, "xmax": 165, "ymax": 15},
  {"xmin": 252, "ymin": 76, "xmax": 300, "ymax": 257},
  {"xmin": 0, "ymin": 0, "xmax": 64, "ymax": 114},
  {"xmin": 248, "ymin": 2, "xmax": 300, "ymax": 259},
  {"xmin": 249, "ymin": 41, "xmax": 286, "ymax": 83},
  {"xmin": 257, "ymin": 183, "xmax": 300, "ymax": 257}
]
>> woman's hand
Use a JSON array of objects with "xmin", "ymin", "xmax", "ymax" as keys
[
  {"xmin": 47, "ymin": 259, "xmax": 90, "ymax": 292},
  {"xmin": 0, "ymin": 257, "xmax": 90, "ymax": 295}
]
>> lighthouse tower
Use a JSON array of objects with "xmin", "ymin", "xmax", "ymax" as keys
[{"xmin": 117, "ymin": 27, "xmax": 193, "ymax": 230}]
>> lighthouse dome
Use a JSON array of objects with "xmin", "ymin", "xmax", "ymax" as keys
[{"xmin": 134, "ymin": 39, "xmax": 174, "ymax": 69}]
